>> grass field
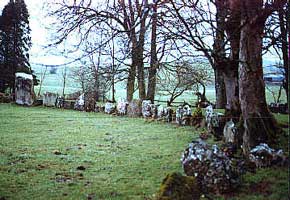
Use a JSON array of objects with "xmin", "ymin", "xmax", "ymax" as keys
[{"xmin": 0, "ymin": 104, "xmax": 288, "ymax": 200}]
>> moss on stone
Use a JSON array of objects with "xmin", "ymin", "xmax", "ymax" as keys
[{"xmin": 156, "ymin": 172, "xmax": 201, "ymax": 200}]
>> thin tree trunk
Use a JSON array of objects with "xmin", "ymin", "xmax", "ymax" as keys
[
  {"xmin": 62, "ymin": 66, "xmax": 67, "ymax": 97},
  {"xmin": 37, "ymin": 66, "xmax": 47, "ymax": 97},
  {"xmin": 127, "ymin": 56, "xmax": 136, "ymax": 102},
  {"xmin": 239, "ymin": 0, "xmax": 280, "ymax": 154},
  {"xmin": 146, "ymin": 0, "xmax": 158, "ymax": 102}
]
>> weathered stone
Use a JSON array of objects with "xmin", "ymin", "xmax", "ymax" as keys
[
  {"xmin": 182, "ymin": 105, "xmax": 192, "ymax": 125},
  {"xmin": 117, "ymin": 99, "xmax": 128, "ymax": 115},
  {"xmin": 166, "ymin": 107, "xmax": 173, "ymax": 123},
  {"xmin": 74, "ymin": 94, "xmax": 85, "ymax": 111},
  {"xmin": 127, "ymin": 100, "xmax": 142, "ymax": 117},
  {"xmin": 176, "ymin": 106, "xmax": 183, "ymax": 125},
  {"xmin": 156, "ymin": 172, "xmax": 201, "ymax": 200},
  {"xmin": 55, "ymin": 96, "xmax": 64, "ymax": 108},
  {"xmin": 142, "ymin": 100, "xmax": 152, "ymax": 118},
  {"xmin": 249, "ymin": 143, "xmax": 287, "ymax": 168},
  {"xmin": 15, "ymin": 72, "xmax": 34, "ymax": 106},
  {"xmin": 176, "ymin": 104, "xmax": 193, "ymax": 125},
  {"xmin": 223, "ymin": 119, "xmax": 238, "ymax": 143},
  {"xmin": 157, "ymin": 105, "xmax": 167, "ymax": 119},
  {"xmin": 104, "ymin": 102, "xmax": 116, "ymax": 114},
  {"xmin": 182, "ymin": 140, "xmax": 243, "ymax": 194},
  {"xmin": 205, "ymin": 105, "xmax": 224, "ymax": 139},
  {"xmin": 43, "ymin": 92, "xmax": 58, "ymax": 107}
]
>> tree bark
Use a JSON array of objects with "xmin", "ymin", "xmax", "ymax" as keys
[
  {"xmin": 136, "ymin": 0, "xmax": 148, "ymax": 101},
  {"xmin": 224, "ymin": 4, "xmax": 241, "ymax": 121},
  {"xmin": 278, "ymin": 7, "xmax": 288, "ymax": 105},
  {"xmin": 239, "ymin": 0, "xmax": 280, "ymax": 154},
  {"xmin": 146, "ymin": 0, "xmax": 158, "ymax": 102},
  {"xmin": 213, "ymin": 0, "xmax": 227, "ymax": 109},
  {"xmin": 214, "ymin": 67, "xmax": 226, "ymax": 108},
  {"xmin": 127, "ymin": 59, "xmax": 136, "ymax": 102}
]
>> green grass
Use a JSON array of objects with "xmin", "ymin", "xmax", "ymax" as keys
[{"xmin": 0, "ymin": 104, "xmax": 288, "ymax": 200}]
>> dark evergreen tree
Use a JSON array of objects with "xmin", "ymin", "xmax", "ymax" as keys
[{"xmin": 0, "ymin": 0, "xmax": 32, "ymax": 92}]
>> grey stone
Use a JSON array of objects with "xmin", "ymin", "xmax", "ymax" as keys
[
  {"xmin": 127, "ymin": 100, "xmax": 142, "ymax": 117},
  {"xmin": 15, "ymin": 73, "xmax": 34, "ymax": 106},
  {"xmin": 104, "ymin": 102, "xmax": 116, "ymax": 114},
  {"xmin": 43, "ymin": 92, "xmax": 58, "ymax": 107}
]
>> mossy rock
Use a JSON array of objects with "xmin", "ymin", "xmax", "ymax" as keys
[{"xmin": 156, "ymin": 172, "xmax": 201, "ymax": 200}]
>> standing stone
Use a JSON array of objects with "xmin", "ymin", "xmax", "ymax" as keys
[
  {"xmin": 157, "ymin": 105, "xmax": 166, "ymax": 119},
  {"xmin": 74, "ymin": 93, "xmax": 85, "ymax": 111},
  {"xmin": 166, "ymin": 107, "xmax": 173, "ymax": 123},
  {"xmin": 223, "ymin": 120, "xmax": 237, "ymax": 143},
  {"xmin": 43, "ymin": 92, "xmax": 58, "ymax": 107},
  {"xmin": 175, "ymin": 105, "xmax": 183, "ymax": 125},
  {"xmin": 117, "ymin": 99, "xmax": 128, "ymax": 115},
  {"xmin": 127, "ymin": 99, "xmax": 142, "ymax": 117},
  {"xmin": 15, "ymin": 73, "xmax": 34, "ymax": 106},
  {"xmin": 55, "ymin": 96, "xmax": 64, "ymax": 108},
  {"xmin": 142, "ymin": 100, "xmax": 152, "ymax": 118},
  {"xmin": 104, "ymin": 102, "xmax": 116, "ymax": 114},
  {"xmin": 182, "ymin": 105, "xmax": 192, "ymax": 125}
]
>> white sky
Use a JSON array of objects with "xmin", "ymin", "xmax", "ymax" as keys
[
  {"xmin": 0, "ymin": 0, "xmax": 67, "ymax": 66},
  {"xmin": 0, "ymin": 0, "xmax": 281, "ymax": 68}
]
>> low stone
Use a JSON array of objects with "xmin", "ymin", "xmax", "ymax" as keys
[
  {"xmin": 182, "ymin": 140, "xmax": 243, "ymax": 194},
  {"xmin": 223, "ymin": 119, "xmax": 237, "ymax": 143},
  {"xmin": 117, "ymin": 99, "xmax": 128, "ymax": 115},
  {"xmin": 74, "ymin": 94, "xmax": 85, "ymax": 111},
  {"xmin": 43, "ymin": 92, "xmax": 58, "ymax": 107},
  {"xmin": 156, "ymin": 172, "xmax": 201, "ymax": 200},
  {"xmin": 104, "ymin": 102, "xmax": 116, "ymax": 114},
  {"xmin": 55, "ymin": 96, "xmax": 64, "ymax": 108},
  {"xmin": 142, "ymin": 100, "xmax": 152, "ymax": 118},
  {"xmin": 127, "ymin": 100, "xmax": 142, "ymax": 117},
  {"xmin": 249, "ymin": 143, "xmax": 287, "ymax": 168}
]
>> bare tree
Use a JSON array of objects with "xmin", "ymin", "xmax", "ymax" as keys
[
  {"xmin": 47, "ymin": 0, "xmax": 152, "ymax": 101},
  {"xmin": 61, "ymin": 66, "xmax": 67, "ymax": 97},
  {"xmin": 37, "ymin": 65, "xmax": 48, "ymax": 97},
  {"xmin": 157, "ymin": 61, "xmax": 212, "ymax": 106}
]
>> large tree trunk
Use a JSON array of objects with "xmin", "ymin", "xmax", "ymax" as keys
[
  {"xmin": 223, "ymin": 61, "xmax": 240, "ymax": 120},
  {"xmin": 127, "ymin": 60, "xmax": 136, "ymax": 102},
  {"xmin": 146, "ymin": 0, "xmax": 158, "ymax": 102},
  {"xmin": 136, "ymin": 52, "xmax": 146, "ymax": 100},
  {"xmin": 224, "ymin": 4, "xmax": 241, "ymax": 121},
  {"xmin": 239, "ymin": 0, "xmax": 280, "ymax": 154},
  {"xmin": 278, "ymin": 7, "xmax": 289, "ymax": 105},
  {"xmin": 213, "ymin": 0, "xmax": 227, "ymax": 109},
  {"xmin": 214, "ymin": 67, "xmax": 226, "ymax": 108}
]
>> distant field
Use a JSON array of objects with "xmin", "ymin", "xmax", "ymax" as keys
[{"xmin": 33, "ymin": 66, "xmax": 287, "ymax": 104}]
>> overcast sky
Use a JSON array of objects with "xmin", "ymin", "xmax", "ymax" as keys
[
  {"xmin": 0, "ymin": 0, "xmax": 67, "ymax": 66},
  {"xmin": 0, "ymin": 0, "xmax": 281, "ymax": 68}
]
